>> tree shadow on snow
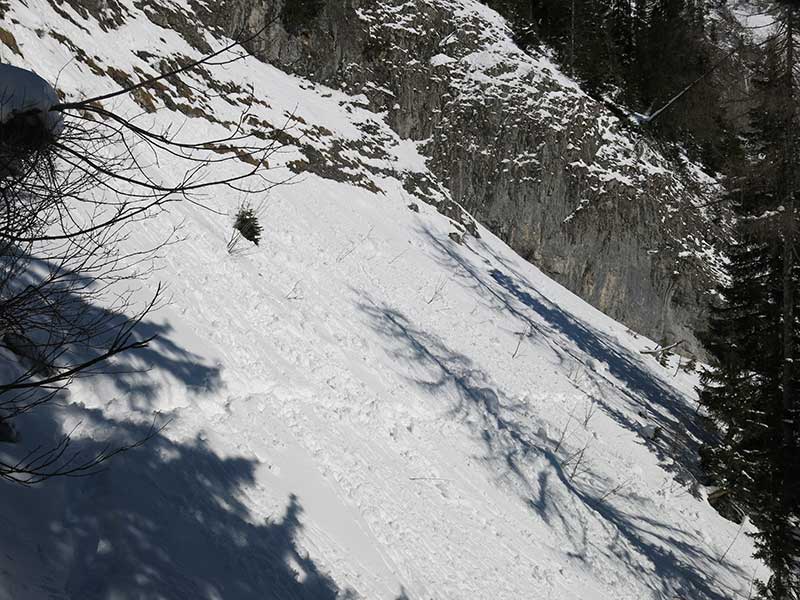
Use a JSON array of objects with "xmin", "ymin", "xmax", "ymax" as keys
[
  {"xmin": 418, "ymin": 225, "xmax": 708, "ymax": 490},
  {"xmin": 0, "ymin": 252, "xmax": 223, "ymax": 406},
  {"xmin": 0, "ymin": 255, "xmax": 352, "ymax": 598},
  {"xmin": 356, "ymin": 230, "xmax": 748, "ymax": 599},
  {"xmin": 0, "ymin": 405, "xmax": 353, "ymax": 600}
]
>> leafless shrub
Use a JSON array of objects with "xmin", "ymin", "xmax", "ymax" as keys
[
  {"xmin": 0, "ymin": 25, "xmax": 290, "ymax": 483},
  {"xmin": 426, "ymin": 276, "xmax": 448, "ymax": 305}
]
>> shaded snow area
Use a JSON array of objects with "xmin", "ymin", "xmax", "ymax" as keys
[
  {"xmin": 1, "ymin": 0, "xmax": 758, "ymax": 598},
  {"xmin": 0, "ymin": 64, "xmax": 63, "ymax": 134}
]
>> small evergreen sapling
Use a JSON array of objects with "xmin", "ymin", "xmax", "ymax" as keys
[
  {"xmin": 235, "ymin": 206, "xmax": 263, "ymax": 244},
  {"xmin": 227, "ymin": 202, "xmax": 265, "ymax": 253}
]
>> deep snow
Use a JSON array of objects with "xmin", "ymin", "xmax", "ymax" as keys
[{"xmin": 0, "ymin": 0, "xmax": 760, "ymax": 598}]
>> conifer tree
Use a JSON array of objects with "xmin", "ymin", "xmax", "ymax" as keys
[
  {"xmin": 479, "ymin": 0, "xmax": 731, "ymax": 166},
  {"xmin": 699, "ymin": 4, "xmax": 800, "ymax": 597}
]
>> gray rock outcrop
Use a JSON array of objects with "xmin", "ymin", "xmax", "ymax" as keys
[{"xmin": 194, "ymin": 0, "xmax": 729, "ymax": 356}]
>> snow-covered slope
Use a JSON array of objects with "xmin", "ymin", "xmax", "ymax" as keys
[
  {"xmin": 0, "ymin": 1, "xmax": 759, "ymax": 598},
  {"xmin": 228, "ymin": 0, "xmax": 729, "ymax": 357}
]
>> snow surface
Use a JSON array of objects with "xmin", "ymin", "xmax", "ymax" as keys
[
  {"xmin": 0, "ymin": 0, "xmax": 760, "ymax": 598},
  {"xmin": 728, "ymin": 0, "xmax": 778, "ymax": 44}
]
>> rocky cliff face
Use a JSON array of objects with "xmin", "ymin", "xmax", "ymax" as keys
[{"xmin": 188, "ymin": 0, "xmax": 727, "ymax": 357}]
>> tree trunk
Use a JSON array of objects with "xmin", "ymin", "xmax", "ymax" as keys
[
  {"xmin": 779, "ymin": 6, "xmax": 797, "ymax": 599},
  {"xmin": 570, "ymin": 0, "xmax": 576, "ymax": 76}
]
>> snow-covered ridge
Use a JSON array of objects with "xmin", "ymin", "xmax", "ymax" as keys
[{"xmin": 1, "ymin": 1, "xmax": 758, "ymax": 598}]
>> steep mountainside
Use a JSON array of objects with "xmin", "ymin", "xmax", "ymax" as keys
[
  {"xmin": 0, "ymin": 0, "xmax": 759, "ymax": 598},
  {"xmin": 196, "ymin": 0, "xmax": 729, "ymax": 357}
]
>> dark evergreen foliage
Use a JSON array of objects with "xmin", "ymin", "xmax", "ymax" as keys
[
  {"xmin": 479, "ymin": 0, "xmax": 739, "ymax": 171},
  {"xmin": 233, "ymin": 205, "xmax": 263, "ymax": 246},
  {"xmin": 699, "ymin": 17, "xmax": 800, "ymax": 598},
  {"xmin": 280, "ymin": 0, "xmax": 324, "ymax": 36}
]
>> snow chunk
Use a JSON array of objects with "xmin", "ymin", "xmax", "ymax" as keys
[
  {"xmin": 430, "ymin": 53, "xmax": 456, "ymax": 67},
  {"xmin": 730, "ymin": 2, "xmax": 777, "ymax": 44},
  {"xmin": 0, "ymin": 64, "xmax": 63, "ymax": 136}
]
